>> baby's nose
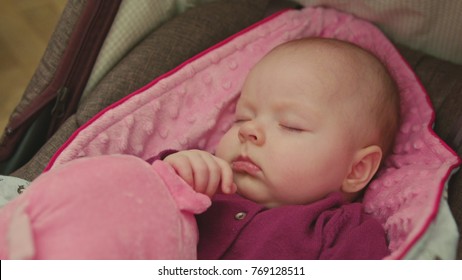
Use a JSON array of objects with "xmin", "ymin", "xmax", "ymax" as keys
[{"xmin": 238, "ymin": 121, "xmax": 265, "ymax": 145}]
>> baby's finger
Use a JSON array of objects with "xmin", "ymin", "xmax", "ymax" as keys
[
  {"xmin": 198, "ymin": 153, "xmax": 222, "ymax": 197},
  {"xmin": 166, "ymin": 155, "xmax": 194, "ymax": 187},
  {"xmin": 191, "ymin": 154, "xmax": 211, "ymax": 195},
  {"xmin": 216, "ymin": 158, "xmax": 236, "ymax": 194}
]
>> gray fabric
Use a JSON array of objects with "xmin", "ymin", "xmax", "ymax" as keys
[{"xmin": 296, "ymin": 0, "xmax": 462, "ymax": 64}]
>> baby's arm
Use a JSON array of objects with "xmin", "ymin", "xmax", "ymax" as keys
[{"xmin": 164, "ymin": 150, "xmax": 236, "ymax": 197}]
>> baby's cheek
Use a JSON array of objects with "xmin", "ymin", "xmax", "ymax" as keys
[
  {"xmin": 273, "ymin": 149, "xmax": 311, "ymax": 176},
  {"xmin": 215, "ymin": 132, "xmax": 235, "ymax": 161},
  {"xmin": 267, "ymin": 153, "xmax": 309, "ymax": 189}
]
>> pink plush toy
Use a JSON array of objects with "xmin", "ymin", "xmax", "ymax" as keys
[{"xmin": 0, "ymin": 155, "xmax": 210, "ymax": 259}]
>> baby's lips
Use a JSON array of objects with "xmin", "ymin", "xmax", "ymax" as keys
[{"xmin": 231, "ymin": 160, "xmax": 261, "ymax": 175}]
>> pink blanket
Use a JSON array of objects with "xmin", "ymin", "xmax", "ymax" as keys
[{"xmin": 2, "ymin": 6, "xmax": 460, "ymax": 259}]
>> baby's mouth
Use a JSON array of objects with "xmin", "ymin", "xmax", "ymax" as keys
[{"xmin": 231, "ymin": 156, "xmax": 261, "ymax": 176}]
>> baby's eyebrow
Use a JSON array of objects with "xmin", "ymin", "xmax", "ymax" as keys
[
  {"xmin": 235, "ymin": 97, "xmax": 256, "ymax": 111},
  {"xmin": 274, "ymin": 101, "xmax": 321, "ymax": 122},
  {"xmin": 234, "ymin": 102, "xmax": 255, "ymax": 117}
]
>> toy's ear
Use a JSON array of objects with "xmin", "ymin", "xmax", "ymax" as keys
[{"xmin": 342, "ymin": 145, "xmax": 382, "ymax": 195}]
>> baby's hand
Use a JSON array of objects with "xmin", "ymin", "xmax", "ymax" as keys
[{"xmin": 164, "ymin": 150, "xmax": 236, "ymax": 197}]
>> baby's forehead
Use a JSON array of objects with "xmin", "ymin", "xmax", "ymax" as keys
[
  {"xmin": 245, "ymin": 39, "xmax": 392, "ymax": 108},
  {"xmin": 269, "ymin": 39, "xmax": 381, "ymax": 72}
]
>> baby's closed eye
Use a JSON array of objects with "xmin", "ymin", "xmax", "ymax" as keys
[{"xmin": 279, "ymin": 123, "xmax": 306, "ymax": 133}]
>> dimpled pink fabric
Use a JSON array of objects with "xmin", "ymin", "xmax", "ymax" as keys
[{"xmin": 46, "ymin": 7, "xmax": 460, "ymax": 259}]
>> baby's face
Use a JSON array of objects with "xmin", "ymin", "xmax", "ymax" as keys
[{"xmin": 216, "ymin": 48, "xmax": 361, "ymax": 208}]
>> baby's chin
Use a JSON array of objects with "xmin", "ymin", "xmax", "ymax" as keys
[{"xmin": 235, "ymin": 185, "xmax": 280, "ymax": 208}]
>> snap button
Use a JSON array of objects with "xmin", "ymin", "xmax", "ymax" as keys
[{"xmin": 234, "ymin": 212, "xmax": 247, "ymax": 220}]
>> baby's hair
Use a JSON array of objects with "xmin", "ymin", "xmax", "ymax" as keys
[
  {"xmin": 271, "ymin": 38, "xmax": 401, "ymax": 162},
  {"xmin": 367, "ymin": 54, "xmax": 401, "ymax": 161},
  {"xmin": 339, "ymin": 40, "xmax": 401, "ymax": 161}
]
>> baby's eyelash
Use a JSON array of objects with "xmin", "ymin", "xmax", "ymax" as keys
[
  {"xmin": 234, "ymin": 118, "xmax": 250, "ymax": 125},
  {"xmin": 279, "ymin": 124, "xmax": 304, "ymax": 132}
]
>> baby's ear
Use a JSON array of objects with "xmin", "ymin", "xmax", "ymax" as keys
[{"xmin": 341, "ymin": 145, "xmax": 382, "ymax": 195}]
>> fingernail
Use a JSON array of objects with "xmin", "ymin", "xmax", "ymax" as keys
[{"xmin": 231, "ymin": 183, "xmax": 237, "ymax": 193}]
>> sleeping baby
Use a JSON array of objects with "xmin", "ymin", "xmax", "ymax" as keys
[
  {"xmin": 0, "ymin": 38, "xmax": 399, "ymax": 260},
  {"xmin": 160, "ymin": 37, "xmax": 400, "ymax": 259}
]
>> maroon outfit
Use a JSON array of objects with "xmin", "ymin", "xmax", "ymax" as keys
[{"xmin": 196, "ymin": 192, "xmax": 389, "ymax": 260}]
